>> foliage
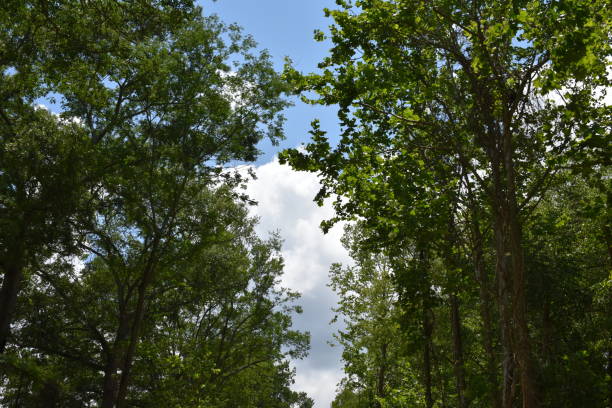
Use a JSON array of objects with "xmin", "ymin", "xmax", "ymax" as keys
[
  {"xmin": 0, "ymin": 1, "xmax": 311, "ymax": 407},
  {"xmin": 329, "ymin": 224, "xmax": 405, "ymax": 406},
  {"xmin": 5, "ymin": 193, "xmax": 311, "ymax": 407},
  {"xmin": 281, "ymin": 0, "xmax": 611, "ymax": 407}
]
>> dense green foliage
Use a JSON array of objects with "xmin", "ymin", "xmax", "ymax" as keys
[
  {"xmin": 5, "ymin": 197, "xmax": 311, "ymax": 407},
  {"xmin": 328, "ymin": 194, "xmax": 610, "ymax": 407},
  {"xmin": 1, "ymin": 1, "xmax": 312, "ymax": 407},
  {"xmin": 281, "ymin": 0, "xmax": 611, "ymax": 407},
  {"xmin": 1, "ymin": 0, "xmax": 610, "ymax": 407}
]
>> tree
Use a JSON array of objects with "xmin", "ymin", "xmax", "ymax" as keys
[
  {"xmin": 1, "ymin": 1, "xmax": 298, "ymax": 406},
  {"xmin": 0, "ymin": 107, "xmax": 89, "ymax": 354},
  {"xmin": 329, "ymin": 224, "xmax": 405, "ymax": 407},
  {"xmin": 0, "ymin": 0, "xmax": 199, "ymax": 353},
  {"xmin": 522, "ymin": 173, "xmax": 610, "ymax": 407},
  {"xmin": 281, "ymin": 1, "xmax": 610, "ymax": 406},
  {"xmin": 3, "ymin": 186, "xmax": 312, "ymax": 408},
  {"xmin": 0, "ymin": 0, "xmax": 289, "ymax": 358}
]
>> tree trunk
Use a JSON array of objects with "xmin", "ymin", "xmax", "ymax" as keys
[
  {"xmin": 541, "ymin": 300, "xmax": 552, "ymax": 361},
  {"xmin": 417, "ymin": 248, "xmax": 435, "ymax": 408},
  {"xmin": 100, "ymin": 356, "xmax": 121, "ymax": 408},
  {"xmin": 100, "ymin": 312, "xmax": 131, "ymax": 408},
  {"xmin": 504, "ymin": 129, "xmax": 538, "ymax": 408},
  {"xmin": 443, "ymin": 215, "xmax": 468, "ymax": 408},
  {"xmin": 472, "ymin": 218, "xmax": 501, "ymax": 408},
  {"xmin": 608, "ymin": 337, "xmax": 612, "ymax": 408},
  {"xmin": 423, "ymin": 301, "xmax": 434, "ymax": 408},
  {"xmin": 34, "ymin": 378, "xmax": 61, "ymax": 408},
  {"xmin": 495, "ymin": 216, "xmax": 516, "ymax": 408},
  {"xmin": 115, "ymin": 255, "xmax": 157, "ymax": 408},
  {"xmin": 467, "ymin": 57, "xmax": 539, "ymax": 407},
  {"xmin": 0, "ymin": 260, "xmax": 24, "ymax": 353},
  {"xmin": 487, "ymin": 124, "xmax": 537, "ymax": 408},
  {"xmin": 450, "ymin": 293, "xmax": 467, "ymax": 408},
  {"xmin": 490, "ymin": 155, "xmax": 516, "ymax": 408},
  {"xmin": 377, "ymin": 342, "xmax": 387, "ymax": 400}
]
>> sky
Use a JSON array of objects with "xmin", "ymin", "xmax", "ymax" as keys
[
  {"xmin": 200, "ymin": 1, "xmax": 349, "ymax": 406},
  {"xmin": 202, "ymin": 0, "xmax": 340, "ymax": 164},
  {"xmin": 243, "ymin": 159, "xmax": 349, "ymax": 407}
]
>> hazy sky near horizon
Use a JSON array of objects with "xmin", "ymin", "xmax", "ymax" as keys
[{"xmin": 200, "ymin": 1, "xmax": 348, "ymax": 407}]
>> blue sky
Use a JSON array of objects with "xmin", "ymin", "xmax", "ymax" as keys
[
  {"xmin": 202, "ymin": 0, "xmax": 340, "ymax": 163},
  {"xmin": 200, "ymin": 1, "xmax": 349, "ymax": 406}
]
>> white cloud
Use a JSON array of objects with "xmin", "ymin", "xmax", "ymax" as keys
[
  {"xmin": 245, "ymin": 158, "xmax": 350, "ymax": 294},
  {"xmin": 244, "ymin": 157, "xmax": 351, "ymax": 407},
  {"xmin": 292, "ymin": 366, "xmax": 344, "ymax": 408}
]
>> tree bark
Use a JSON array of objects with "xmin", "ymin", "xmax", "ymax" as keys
[
  {"xmin": 450, "ymin": 293, "xmax": 467, "ymax": 408},
  {"xmin": 541, "ymin": 300, "xmax": 552, "ymax": 362},
  {"xmin": 601, "ymin": 195, "xmax": 612, "ymax": 408},
  {"xmin": 444, "ymin": 215, "xmax": 468, "ymax": 408},
  {"xmin": 496, "ymin": 216, "xmax": 517, "ymax": 408},
  {"xmin": 472, "ymin": 217, "xmax": 501, "ymax": 408},
  {"xmin": 100, "ymin": 311, "xmax": 131, "ymax": 408},
  {"xmin": 0, "ymin": 258, "xmax": 24, "ymax": 354},
  {"xmin": 423, "ymin": 301, "xmax": 434, "ymax": 408},
  {"xmin": 479, "ymin": 265, "xmax": 501, "ymax": 408},
  {"xmin": 115, "ymin": 253, "xmax": 157, "ymax": 408},
  {"xmin": 377, "ymin": 342, "xmax": 387, "ymax": 400},
  {"xmin": 504, "ymin": 127, "xmax": 537, "ymax": 408},
  {"xmin": 490, "ymin": 153, "xmax": 516, "ymax": 408},
  {"xmin": 487, "ymin": 130, "xmax": 538, "ymax": 408},
  {"xmin": 417, "ymin": 248, "xmax": 435, "ymax": 408}
]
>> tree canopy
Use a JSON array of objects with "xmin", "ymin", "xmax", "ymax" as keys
[
  {"xmin": 1, "ymin": 1, "xmax": 312, "ymax": 407},
  {"xmin": 1, "ymin": 0, "xmax": 610, "ymax": 407},
  {"xmin": 281, "ymin": 0, "xmax": 610, "ymax": 407}
]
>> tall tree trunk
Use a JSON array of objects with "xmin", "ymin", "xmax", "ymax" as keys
[
  {"xmin": 608, "ymin": 336, "xmax": 612, "ymax": 408},
  {"xmin": 541, "ymin": 300, "xmax": 552, "ymax": 361},
  {"xmin": 602, "ymin": 196, "xmax": 612, "ymax": 408},
  {"xmin": 504, "ymin": 129, "xmax": 537, "ymax": 408},
  {"xmin": 488, "ymin": 126, "xmax": 537, "ymax": 408},
  {"xmin": 100, "ymin": 311, "xmax": 131, "ymax": 408},
  {"xmin": 377, "ymin": 342, "xmax": 387, "ymax": 401},
  {"xmin": 115, "ymin": 256, "xmax": 157, "ymax": 408},
  {"xmin": 604, "ymin": 191, "xmax": 612, "ymax": 264},
  {"xmin": 34, "ymin": 378, "xmax": 61, "ymax": 408},
  {"xmin": 0, "ymin": 257, "xmax": 24, "ymax": 353},
  {"xmin": 444, "ymin": 215, "xmax": 468, "ymax": 408},
  {"xmin": 418, "ymin": 248, "xmax": 435, "ymax": 408},
  {"xmin": 100, "ymin": 355, "xmax": 121, "ymax": 408},
  {"xmin": 495, "ymin": 218, "xmax": 516, "ymax": 408},
  {"xmin": 423, "ymin": 301, "xmax": 434, "ymax": 408},
  {"xmin": 472, "ymin": 217, "xmax": 501, "ymax": 408},
  {"xmin": 433, "ymin": 344, "xmax": 449, "ymax": 408},
  {"xmin": 450, "ymin": 293, "xmax": 467, "ymax": 408},
  {"xmin": 469, "ymin": 63, "xmax": 539, "ymax": 407},
  {"xmin": 491, "ymin": 157, "xmax": 516, "ymax": 408}
]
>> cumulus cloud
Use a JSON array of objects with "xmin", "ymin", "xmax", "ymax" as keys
[
  {"xmin": 293, "ymin": 366, "xmax": 344, "ymax": 408},
  {"xmin": 244, "ymin": 157, "xmax": 350, "ymax": 407},
  {"xmin": 245, "ymin": 158, "xmax": 350, "ymax": 294}
]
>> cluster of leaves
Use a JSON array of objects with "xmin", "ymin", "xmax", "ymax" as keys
[{"xmin": 1, "ymin": 1, "xmax": 312, "ymax": 407}]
